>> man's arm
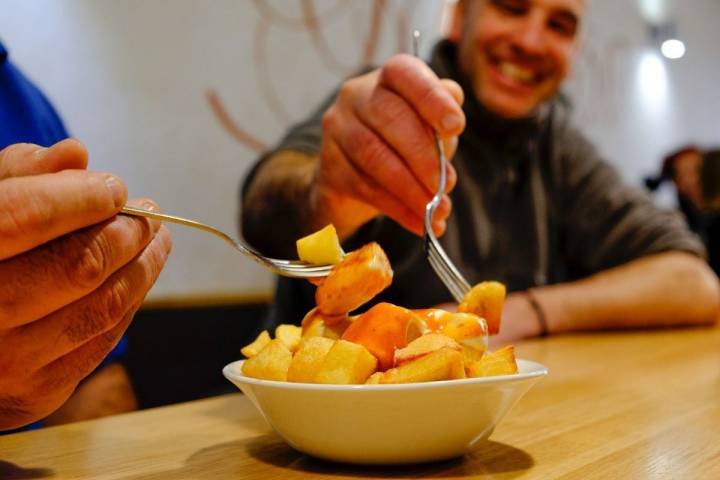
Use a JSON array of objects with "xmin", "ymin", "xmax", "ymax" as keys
[
  {"xmin": 242, "ymin": 150, "xmax": 321, "ymax": 259},
  {"xmin": 540, "ymin": 251, "xmax": 719, "ymax": 331},
  {"xmin": 242, "ymin": 147, "xmax": 384, "ymax": 259},
  {"xmin": 494, "ymin": 252, "xmax": 720, "ymax": 345},
  {"xmin": 241, "ymin": 56, "xmax": 465, "ymax": 258},
  {"xmin": 492, "ymin": 124, "xmax": 720, "ymax": 345}
]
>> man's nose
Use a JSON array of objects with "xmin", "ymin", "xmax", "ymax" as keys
[{"xmin": 512, "ymin": 12, "xmax": 549, "ymax": 56}]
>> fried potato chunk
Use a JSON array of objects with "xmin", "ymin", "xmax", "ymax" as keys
[
  {"xmin": 241, "ymin": 339, "xmax": 293, "ymax": 381},
  {"xmin": 466, "ymin": 345, "xmax": 518, "ymax": 378},
  {"xmin": 342, "ymin": 303, "xmax": 423, "ymax": 371},
  {"xmin": 287, "ymin": 336, "xmax": 335, "ymax": 383},
  {"xmin": 302, "ymin": 318, "xmax": 327, "ymax": 339},
  {"xmin": 314, "ymin": 339, "xmax": 378, "ymax": 384},
  {"xmin": 365, "ymin": 372, "xmax": 384, "ymax": 384},
  {"xmin": 394, "ymin": 333, "xmax": 461, "ymax": 367},
  {"xmin": 240, "ymin": 330, "xmax": 271, "ymax": 358},
  {"xmin": 439, "ymin": 312, "xmax": 488, "ymax": 350},
  {"xmin": 301, "ymin": 308, "xmax": 353, "ymax": 339},
  {"xmin": 461, "ymin": 345, "xmax": 485, "ymax": 365},
  {"xmin": 458, "ymin": 281, "xmax": 506, "ymax": 335},
  {"xmin": 316, "ymin": 242, "xmax": 393, "ymax": 317},
  {"xmin": 379, "ymin": 348, "xmax": 465, "ymax": 384},
  {"xmin": 275, "ymin": 324, "xmax": 302, "ymax": 352},
  {"xmin": 296, "ymin": 224, "xmax": 345, "ymax": 265}
]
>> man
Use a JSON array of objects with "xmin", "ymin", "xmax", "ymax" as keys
[
  {"xmin": 0, "ymin": 40, "xmax": 172, "ymax": 431},
  {"xmin": 647, "ymin": 146, "xmax": 720, "ymax": 276},
  {"xmin": 241, "ymin": 0, "xmax": 719, "ymax": 344}
]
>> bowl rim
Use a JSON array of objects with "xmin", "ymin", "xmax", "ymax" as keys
[{"xmin": 223, "ymin": 358, "xmax": 548, "ymax": 391}]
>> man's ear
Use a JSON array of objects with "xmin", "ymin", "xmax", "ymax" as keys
[{"xmin": 446, "ymin": 0, "xmax": 466, "ymax": 43}]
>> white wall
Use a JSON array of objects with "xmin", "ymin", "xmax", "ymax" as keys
[
  {"xmin": 1, "ymin": 0, "xmax": 718, "ymax": 302},
  {"xmin": 0, "ymin": 0, "xmax": 443, "ymax": 302},
  {"xmin": 565, "ymin": 0, "xmax": 720, "ymax": 187}
]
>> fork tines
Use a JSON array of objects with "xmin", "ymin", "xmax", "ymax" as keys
[
  {"xmin": 425, "ymin": 236, "xmax": 471, "ymax": 303},
  {"xmin": 266, "ymin": 259, "xmax": 334, "ymax": 278}
]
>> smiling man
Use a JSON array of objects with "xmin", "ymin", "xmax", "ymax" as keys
[
  {"xmin": 242, "ymin": 0, "xmax": 719, "ymax": 342},
  {"xmin": 455, "ymin": 0, "xmax": 581, "ymax": 118}
]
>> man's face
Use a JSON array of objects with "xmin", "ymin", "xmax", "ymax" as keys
[
  {"xmin": 454, "ymin": 0, "xmax": 585, "ymax": 118},
  {"xmin": 673, "ymin": 151, "xmax": 704, "ymax": 209}
]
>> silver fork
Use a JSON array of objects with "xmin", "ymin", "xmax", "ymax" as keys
[
  {"xmin": 413, "ymin": 30, "xmax": 471, "ymax": 302},
  {"xmin": 120, "ymin": 205, "xmax": 333, "ymax": 279}
]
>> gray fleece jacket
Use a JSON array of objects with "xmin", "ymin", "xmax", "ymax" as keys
[{"xmin": 241, "ymin": 40, "xmax": 704, "ymax": 326}]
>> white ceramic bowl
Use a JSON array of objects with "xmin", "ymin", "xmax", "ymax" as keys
[{"xmin": 223, "ymin": 358, "xmax": 547, "ymax": 465}]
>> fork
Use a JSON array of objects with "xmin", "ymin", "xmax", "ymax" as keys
[
  {"xmin": 413, "ymin": 30, "xmax": 471, "ymax": 302},
  {"xmin": 119, "ymin": 205, "xmax": 333, "ymax": 279}
]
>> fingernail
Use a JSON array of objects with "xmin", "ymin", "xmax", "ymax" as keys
[
  {"xmin": 143, "ymin": 200, "xmax": 159, "ymax": 212},
  {"xmin": 441, "ymin": 114, "xmax": 461, "ymax": 132},
  {"xmin": 141, "ymin": 201, "xmax": 162, "ymax": 231},
  {"xmin": 32, "ymin": 147, "xmax": 49, "ymax": 161},
  {"xmin": 105, "ymin": 175, "xmax": 126, "ymax": 208}
]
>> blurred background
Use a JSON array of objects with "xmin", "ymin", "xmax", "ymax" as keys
[{"xmin": 1, "ymin": 0, "xmax": 718, "ymax": 407}]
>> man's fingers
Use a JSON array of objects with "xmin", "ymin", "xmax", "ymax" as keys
[
  {"xmin": 432, "ymin": 195, "xmax": 452, "ymax": 236},
  {"xmin": 34, "ymin": 304, "xmax": 140, "ymax": 405},
  {"xmin": 320, "ymin": 66, "xmax": 460, "ymax": 237},
  {"xmin": 0, "ymin": 169, "xmax": 128, "ymax": 260},
  {"xmin": 359, "ymin": 85, "xmax": 452, "ymax": 197},
  {"xmin": 379, "ymin": 54, "xmax": 465, "ymax": 138},
  {"xmin": 330, "ymin": 109, "xmax": 433, "ymax": 217},
  {"xmin": 442, "ymin": 137, "xmax": 460, "ymax": 165},
  {"xmin": 0, "ymin": 203, "xmax": 161, "ymax": 328},
  {"xmin": 0, "ymin": 139, "xmax": 89, "ymax": 179},
  {"xmin": 17, "ymin": 225, "xmax": 171, "ymax": 374},
  {"xmin": 1, "ymin": 224, "xmax": 170, "ymax": 425},
  {"xmin": 359, "ymin": 87, "xmax": 460, "ymax": 198},
  {"xmin": 439, "ymin": 78, "xmax": 464, "ymax": 107},
  {"xmin": 360, "ymin": 59, "xmax": 461, "ymax": 200},
  {"xmin": 323, "ymin": 139, "xmax": 424, "ymax": 235}
]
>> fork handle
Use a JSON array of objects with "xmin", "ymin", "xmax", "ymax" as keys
[
  {"xmin": 119, "ymin": 205, "xmax": 333, "ymax": 278},
  {"xmin": 121, "ymin": 205, "xmax": 205, "ymax": 230},
  {"xmin": 119, "ymin": 205, "xmax": 252, "ymax": 256}
]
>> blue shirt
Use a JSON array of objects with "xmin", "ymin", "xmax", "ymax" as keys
[
  {"xmin": 0, "ymin": 39, "xmax": 127, "ymax": 432},
  {"xmin": 0, "ymin": 41, "xmax": 69, "ymax": 147}
]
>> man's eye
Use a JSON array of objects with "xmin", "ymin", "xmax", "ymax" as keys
[
  {"xmin": 549, "ymin": 18, "xmax": 577, "ymax": 37},
  {"xmin": 490, "ymin": 0, "xmax": 529, "ymax": 16}
]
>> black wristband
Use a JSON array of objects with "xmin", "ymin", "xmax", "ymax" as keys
[{"xmin": 526, "ymin": 289, "xmax": 549, "ymax": 337}]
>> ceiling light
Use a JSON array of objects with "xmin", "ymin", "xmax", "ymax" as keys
[{"xmin": 661, "ymin": 39, "xmax": 686, "ymax": 59}]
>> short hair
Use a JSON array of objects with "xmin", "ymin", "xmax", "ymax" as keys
[{"xmin": 645, "ymin": 144, "xmax": 701, "ymax": 191}]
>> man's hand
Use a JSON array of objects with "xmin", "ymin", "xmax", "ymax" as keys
[
  {"xmin": 313, "ymin": 54, "xmax": 466, "ymax": 238},
  {"xmin": 488, "ymin": 293, "xmax": 543, "ymax": 349},
  {"xmin": 0, "ymin": 139, "xmax": 172, "ymax": 430}
]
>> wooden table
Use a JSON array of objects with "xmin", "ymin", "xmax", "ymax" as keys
[{"xmin": 2, "ymin": 326, "xmax": 720, "ymax": 479}]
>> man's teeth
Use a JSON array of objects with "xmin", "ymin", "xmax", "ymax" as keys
[{"xmin": 499, "ymin": 62, "xmax": 535, "ymax": 83}]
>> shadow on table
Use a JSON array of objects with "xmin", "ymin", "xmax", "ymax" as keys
[
  {"xmin": 246, "ymin": 434, "xmax": 534, "ymax": 478},
  {"xmin": 119, "ymin": 433, "xmax": 534, "ymax": 479},
  {"xmin": 0, "ymin": 461, "xmax": 54, "ymax": 479}
]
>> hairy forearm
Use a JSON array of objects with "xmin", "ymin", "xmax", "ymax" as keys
[
  {"xmin": 242, "ymin": 150, "xmax": 322, "ymax": 258},
  {"xmin": 534, "ymin": 252, "xmax": 720, "ymax": 333}
]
